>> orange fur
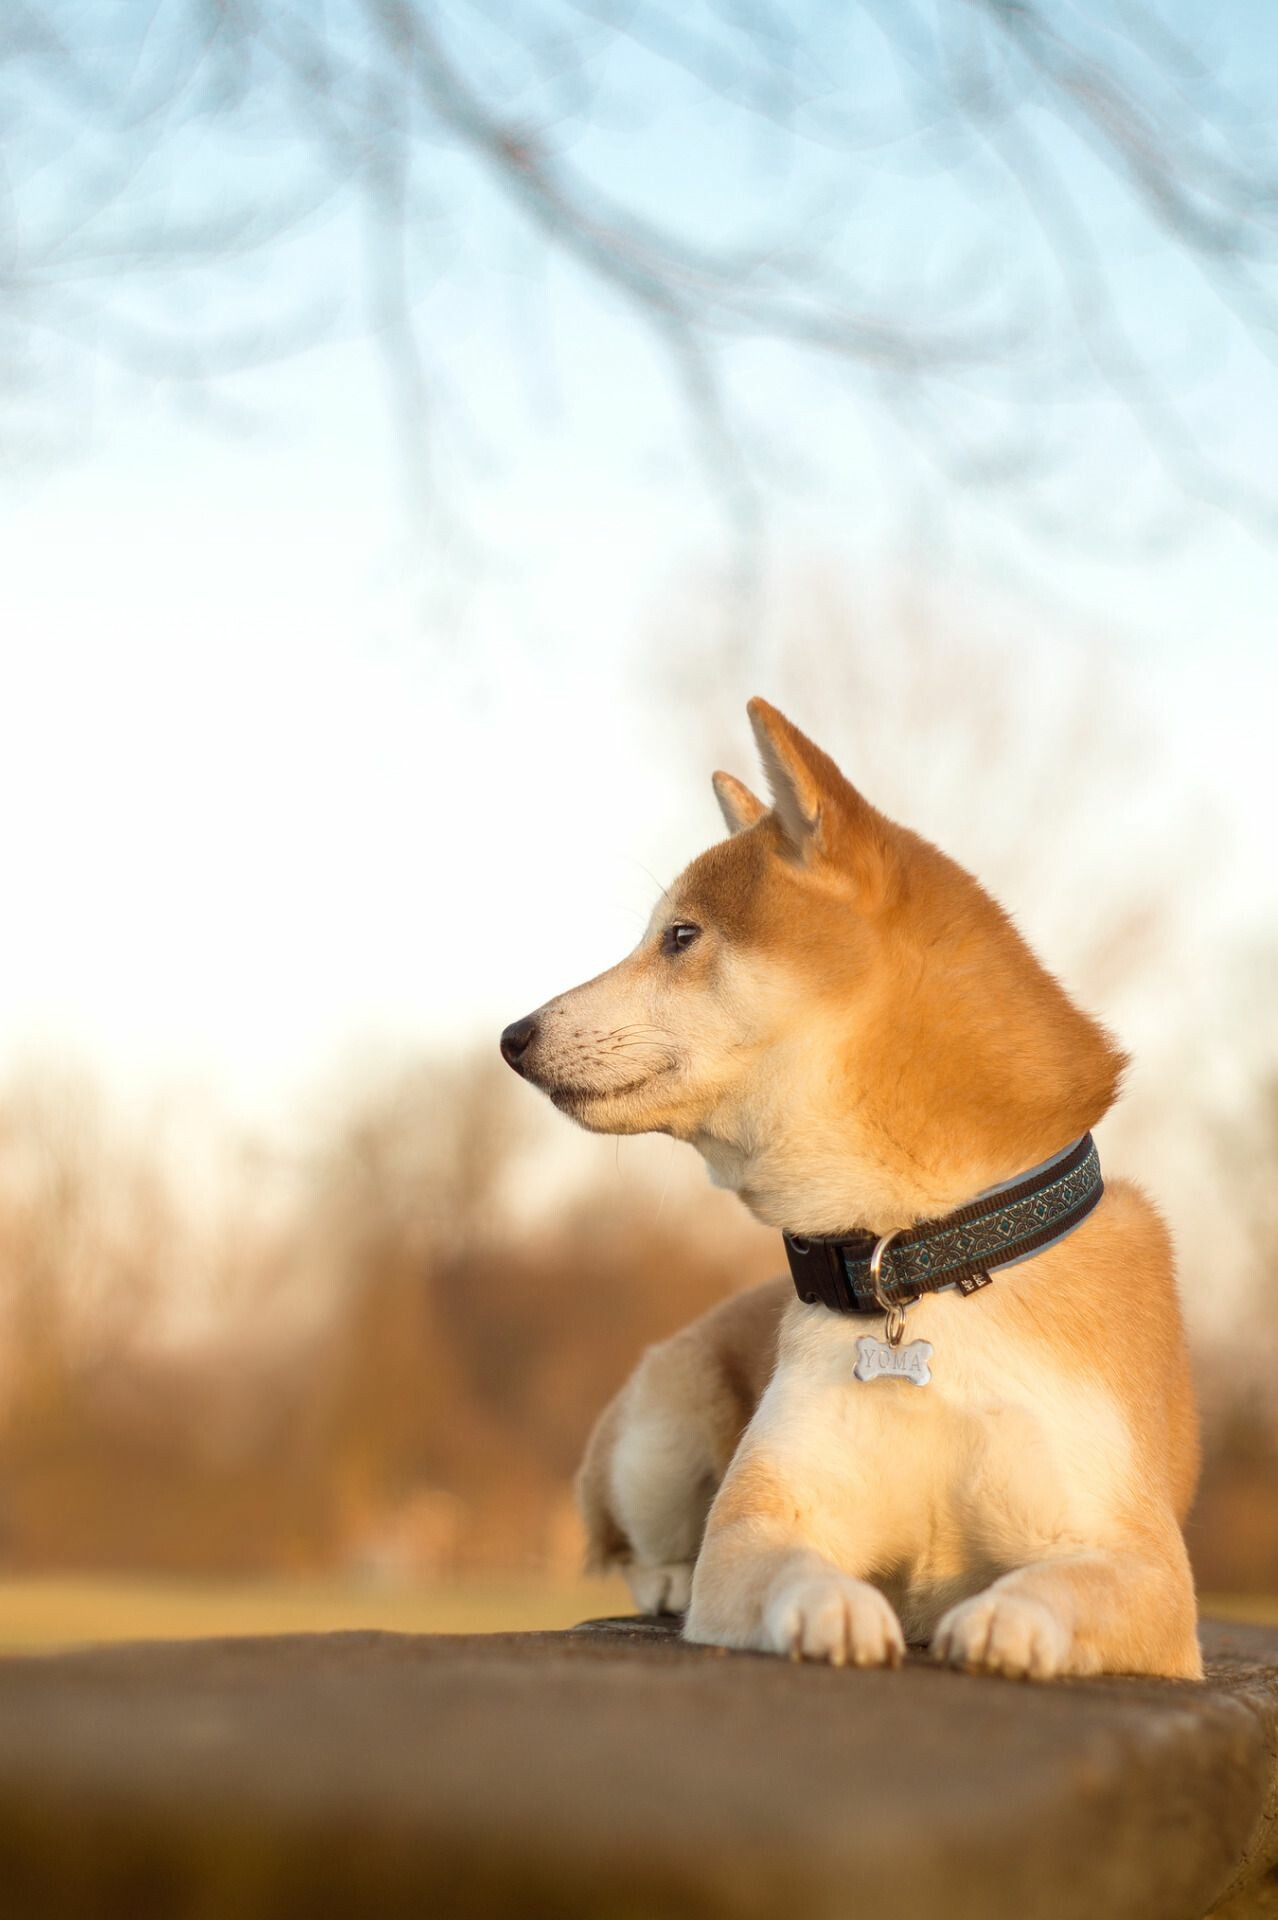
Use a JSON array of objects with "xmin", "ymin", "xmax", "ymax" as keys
[{"xmin": 505, "ymin": 699, "xmax": 1201, "ymax": 1679}]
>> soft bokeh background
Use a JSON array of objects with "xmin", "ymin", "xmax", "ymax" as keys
[{"xmin": 1, "ymin": 0, "xmax": 1277, "ymax": 1644}]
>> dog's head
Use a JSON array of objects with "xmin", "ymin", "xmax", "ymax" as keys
[{"xmin": 500, "ymin": 699, "xmax": 1124, "ymax": 1229}]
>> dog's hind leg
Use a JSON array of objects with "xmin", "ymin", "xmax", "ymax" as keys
[{"xmin": 575, "ymin": 1279, "xmax": 788, "ymax": 1615}]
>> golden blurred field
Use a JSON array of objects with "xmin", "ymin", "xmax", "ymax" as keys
[
  {"xmin": 0, "ymin": 1577, "xmax": 1271, "ymax": 1657},
  {"xmin": 0, "ymin": 1574, "xmax": 635, "ymax": 1653}
]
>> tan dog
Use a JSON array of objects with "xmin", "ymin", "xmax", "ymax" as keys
[{"xmin": 500, "ymin": 701, "xmax": 1201, "ymax": 1679}]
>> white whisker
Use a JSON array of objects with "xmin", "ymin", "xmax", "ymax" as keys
[{"xmin": 651, "ymin": 1135, "xmax": 678, "ymax": 1228}]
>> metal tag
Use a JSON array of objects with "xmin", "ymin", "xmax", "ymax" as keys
[{"xmin": 854, "ymin": 1334, "xmax": 933, "ymax": 1387}]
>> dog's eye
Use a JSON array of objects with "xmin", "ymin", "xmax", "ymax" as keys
[{"xmin": 661, "ymin": 922, "xmax": 702, "ymax": 956}]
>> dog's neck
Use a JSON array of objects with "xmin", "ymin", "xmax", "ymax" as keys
[
  {"xmin": 696, "ymin": 1125, "xmax": 1024, "ymax": 1235},
  {"xmin": 691, "ymin": 1052, "xmax": 1114, "ymax": 1237}
]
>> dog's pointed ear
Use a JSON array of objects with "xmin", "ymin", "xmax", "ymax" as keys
[
  {"xmin": 712, "ymin": 770, "xmax": 767, "ymax": 836},
  {"xmin": 747, "ymin": 697, "xmax": 891, "ymax": 902}
]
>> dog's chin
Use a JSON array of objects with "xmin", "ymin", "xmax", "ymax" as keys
[{"xmin": 544, "ymin": 1071, "xmax": 671, "ymax": 1136}]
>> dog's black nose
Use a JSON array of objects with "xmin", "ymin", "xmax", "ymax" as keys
[{"xmin": 500, "ymin": 1016, "xmax": 539, "ymax": 1072}]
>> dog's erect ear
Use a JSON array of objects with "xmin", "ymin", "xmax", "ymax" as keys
[
  {"xmin": 747, "ymin": 697, "xmax": 891, "ymax": 902},
  {"xmin": 712, "ymin": 770, "xmax": 767, "ymax": 836}
]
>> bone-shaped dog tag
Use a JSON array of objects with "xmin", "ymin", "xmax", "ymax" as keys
[{"xmin": 854, "ymin": 1335, "xmax": 933, "ymax": 1387}]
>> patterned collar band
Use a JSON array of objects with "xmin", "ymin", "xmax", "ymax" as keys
[{"xmin": 783, "ymin": 1133, "xmax": 1103, "ymax": 1316}]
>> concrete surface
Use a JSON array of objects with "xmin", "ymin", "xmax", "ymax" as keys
[{"xmin": 0, "ymin": 1615, "xmax": 1274, "ymax": 1919}]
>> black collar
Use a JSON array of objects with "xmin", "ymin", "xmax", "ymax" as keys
[{"xmin": 784, "ymin": 1133, "xmax": 1103, "ymax": 1316}]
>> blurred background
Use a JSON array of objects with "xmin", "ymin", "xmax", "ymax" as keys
[{"xmin": 0, "ymin": 0, "xmax": 1276, "ymax": 1646}]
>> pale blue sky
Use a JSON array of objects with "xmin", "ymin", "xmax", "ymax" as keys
[{"xmin": 2, "ymin": 0, "xmax": 1276, "ymax": 1134}]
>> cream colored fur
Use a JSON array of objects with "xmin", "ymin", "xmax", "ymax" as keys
[
  {"xmin": 512, "ymin": 699, "xmax": 1201, "ymax": 1680},
  {"xmin": 576, "ymin": 1279, "xmax": 788, "ymax": 1616}
]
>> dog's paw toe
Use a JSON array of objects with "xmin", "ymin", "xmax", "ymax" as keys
[
  {"xmin": 765, "ymin": 1572, "xmax": 904, "ymax": 1668},
  {"xmin": 932, "ymin": 1590, "xmax": 1071, "ymax": 1680},
  {"xmin": 627, "ymin": 1561, "xmax": 694, "ymax": 1616}
]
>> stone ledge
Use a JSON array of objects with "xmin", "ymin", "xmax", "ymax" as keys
[{"xmin": 0, "ymin": 1616, "xmax": 1274, "ymax": 1919}]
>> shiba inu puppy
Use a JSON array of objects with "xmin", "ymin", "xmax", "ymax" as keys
[{"xmin": 500, "ymin": 701, "xmax": 1201, "ymax": 1679}]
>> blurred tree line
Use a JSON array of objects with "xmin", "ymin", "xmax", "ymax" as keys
[
  {"xmin": 0, "ymin": 1056, "xmax": 778, "ymax": 1578},
  {"xmin": 0, "ymin": 1047, "xmax": 1276, "ymax": 1591}
]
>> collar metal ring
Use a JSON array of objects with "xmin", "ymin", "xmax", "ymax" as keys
[{"xmin": 869, "ymin": 1230, "xmax": 909, "ymax": 1347}]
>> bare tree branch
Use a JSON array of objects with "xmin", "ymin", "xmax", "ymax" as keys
[{"xmin": 5, "ymin": 0, "xmax": 1278, "ymax": 610}]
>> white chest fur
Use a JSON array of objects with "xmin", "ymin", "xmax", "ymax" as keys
[{"xmin": 749, "ymin": 1292, "xmax": 1134, "ymax": 1633}]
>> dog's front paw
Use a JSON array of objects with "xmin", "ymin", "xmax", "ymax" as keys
[
  {"xmin": 626, "ymin": 1561, "xmax": 694, "ymax": 1616},
  {"xmin": 932, "ymin": 1589, "xmax": 1071, "ymax": 1680},
  {"xmin": 765, "ymin": 1570, "xmax": 905, "ymax": 1668}
]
